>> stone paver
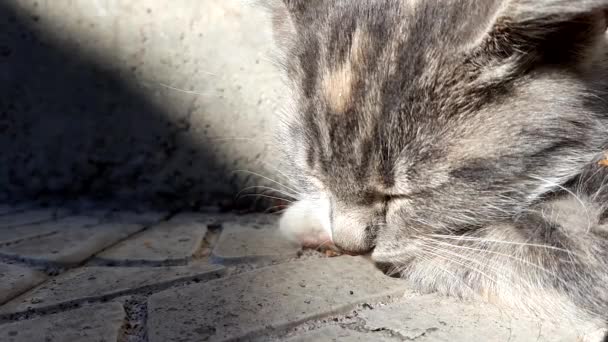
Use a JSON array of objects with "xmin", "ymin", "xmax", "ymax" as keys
[
  {"xmin": 285, "ymin": 326, "xmax": 397, "ymax": 342},
  {"xmin": 211, "ymin": 222, "xmax": 300, "ymax": 263},
  {"xmin": 169, "ymin": 212, "xmax": 219, "ymax": 224},
  {"xmin": 95, "ymin": 219, "xmax": 207, "ymax": 263},
  {"xmin": 0, "ymin": 264, "xmax": 224, "ymax": 314},
  {"xmin": 0, "ymin": 205, "xmax": 13, "ymax": 216},
  {"xmin": 0, "ymin": 205, "xmax": 29, "ymax": 216},
  {"xmin": 171, "ymin": 212, "xmax": 276, "ymax": 228},
  {"xmin": 358, "ymin": 294, "xmax": 581, "ymax": 341},
  {"xmin": 0, "ymin": 209, "xmax": 64, "ymax": 229},
  {"xmin": 0, "ymin": 263, "xmax": 47, "ymax": 305},
  {"xmin": 0, "ymin": 222, "xmax": 144, "ymax": 265},
  {"xmin": 0, "ymin": 303, "xmax": 125, "ymax": 342},
  {"xmin": 147, "ymin": 256, "xmax": 408, "ymax": 342},
  {"xmin": 0, "ymin": 207, "xmax": 599, "ymax": 342},
  {"xmin": 100, "ymin": 210, "xmax": 168, "ymax": 226},
  {"xmin": 0, "ymin": 216, "xmax": 101, "ymax": 245}
]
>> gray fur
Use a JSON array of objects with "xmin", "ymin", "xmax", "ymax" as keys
[{"xmin": 266, "ymin": 0, "xmax": 608, "ymax": 336}]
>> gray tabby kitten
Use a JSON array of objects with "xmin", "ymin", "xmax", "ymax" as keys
[{"xmin": 264, "ymin": 0, "xmax": 608, "ymax": 339}]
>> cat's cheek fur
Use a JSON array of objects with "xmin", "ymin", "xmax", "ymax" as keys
[{"xmin": 279, "ymin": 196, "xmax": 333, "ymax": 248}]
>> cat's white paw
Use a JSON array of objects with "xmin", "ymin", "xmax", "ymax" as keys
[{"xmin": 279, "ymin": 197, "xmax": 333, "ymax": 249}]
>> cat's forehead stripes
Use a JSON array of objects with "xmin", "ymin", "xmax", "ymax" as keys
[
  {"xmin": 285, "ymin": 0, "xmax": 607, "ymax": 195},
  {"xmin": 349, "ymin": 28, "xmax": 367, "ymax": 66},
  {"xmin": 321, "ymin": 28, "xmax": 368, "ymax": 114},
  {"xmin": 321, "ymin": 62, "xmax": 353, "ymax": 114}
]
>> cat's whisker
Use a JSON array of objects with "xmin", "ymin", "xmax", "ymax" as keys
[
  {"xmin": 260, "ymin": 55, "xmax": 282, "ymax": 68},
  {"xmin": 407, "ymin": 217, "xmax": 451, "ymax": 235},
  {"xmin": 237, "ymin": 194, "xmax": 294, "ymax": 203},
  {"xmin": 377, "ymin": 241, "xmax": 529, "ymax": 300},
  {"xmin": 427, "ymin": 234, "xmax": 580, "ymax": 257},
  {"xmin": 235, "ymin": 185, "xmax": 299, "ymax": 201},
  {"xmin": 419, "ymin": 240, "xmax": 538, "ymax": 300},
  {"xmin": 528, "ymin": 175, "xmax": 592, "ymax": 233},
  {"xmin": 157, "ymin": 82, "xmax": 212, "ymax": 96},
  {"xmin": 576, "ymin": 165, "xmax": 603, "ymax": 194},
  {"xmin": 255, "ymin": 160, "xmax": 304, "ymax": 192},
  {"xmin": 590, "ymin": 171, "xmax": 608, "ymax": 202},
  {"xmin": 206, "ymin": 137, "xmax": 258, "ymax": 142},
  {"xmin": 420, "ymin": 240, "xmax": 498, "ymax": 275},
  {"xmin": 422, "ymin": 237, "xmax": 570, "ymax": 289},
  {"xmin": 411, "ymin": 252, "xmax": 480, "ymax": 298},
  {"xmin": 264, "ymin": 206, "xmax": 287, "ymax": 214},
  {"xmin": 379, "ymin": 262, "xmax": 402, "ymax": 278},
  {"xmin": 314, "ymin": 239, "xmax": 334, "ymax": 251},
  {"xmin": 232, "ymin": 169, "xmax": 300, "ymax": 194},
  {"xmin": 264, "ymin": 204, "xmax": 287, "ymax": 215},
  {"xmin": 417, "ymin": 243, "xmax": 501, "ymax": 287},
  {"xmin": 496, "ymin": 193, "xmax": 524, "ymax": 207}
]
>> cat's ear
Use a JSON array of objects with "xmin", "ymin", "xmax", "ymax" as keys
[{"xmin": 483, "ymin": 0, "xmax": 608, "ymax": 67}]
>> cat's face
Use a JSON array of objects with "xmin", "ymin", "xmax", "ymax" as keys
[{"xmin": 269, "ymin": 0, "xmax": 608, "ymax": 259}]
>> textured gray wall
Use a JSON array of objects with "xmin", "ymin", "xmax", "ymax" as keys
[{"xmin": 0, "ymin": 0, "xmax": 286, "ymax": 209}]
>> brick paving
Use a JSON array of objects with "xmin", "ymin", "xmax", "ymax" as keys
[{"xmin": 0, "ymin": 205, "xmax": 585, "ymax": 341}]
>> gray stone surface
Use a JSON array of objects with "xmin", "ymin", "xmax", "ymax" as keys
[
  {"xmin": 100, "ymin": 210, "xmax": 168, "ymax": 226},
  {"xmin": 0, "ymin": 206, "xmax": 13, "ymax": 216},
  {"xmin": 95, "ymin": 219, "xmax": 207, "ymax": 263},
  {"xmin": 1, "ymin": 208, "xmax": 598, "ymax": 342},
  {"xmin": 285, "ymin": 327, "xmax": 397, "ymax": 342},
  {"xmin": 0, "ymin": 209, "xmax": 63, "ymax": 229},
  {"xmin": 358, "ymin": 294, "xmax": 581, "ymax": 341},
  {"xmin": 147, "ymin": 256, "xmax": 408, "ymax": 342},
  {"xmin": 0, "ymin": 215, "xmax": 101, "ymax": 245},
  {"xmin": 0, "ymin": 222, "xmax": 144, "ymax": 265},
  {"xmin": 212, "ymin": 219, "xmax": 300, "ymax": 263},
  {"xmin": 0, "ymin": 264, "xmax": 224, "ymax": 314},
  {"xmin": 0, "ymin": 0, "xmax": 284, "ymax": 207},
  {"xmin": 0, "ymin": 263, "xmax": 47, "ymax": 305},
  {"xmin": 0, "ymin": 303, "xmax": 125, "ymax": 342},
  {"xmin": 0, "ymin": 205, "xmax": 29, "ymax": 216}
]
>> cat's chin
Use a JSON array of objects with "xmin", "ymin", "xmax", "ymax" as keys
[{"xmin": 278, "ymin": 197, "xmax": 334, "ymax": 249}]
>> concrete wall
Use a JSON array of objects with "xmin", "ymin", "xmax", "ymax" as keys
[{"xmin": 0, "ymin": 0, "xmax": 287, "ymax": 209}]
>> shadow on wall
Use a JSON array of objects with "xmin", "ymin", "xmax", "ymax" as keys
[{"xmin": 0, "ymin": 1, "xmax": 279, "ymax": 211}]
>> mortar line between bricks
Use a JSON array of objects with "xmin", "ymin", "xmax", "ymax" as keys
[
  {"xmin": 190, "ymin": 224, "xmax": 221, "ymax": 260},
  {"xmin": 0, "ymin": 252, "xmax": 69, "ymax": 275},
  {"xmin": 0, "ymin": 208, "xmax": 28, "ymax": 217},
  {"xmin": 79, "ymin": 212, "xmax": 174, "ymax": 267},
  {"xmin": 0, "ymin": 213, "xmax": 174, "ymax": 310},
  {"xmin": 0, "ymin": 212, "xmax": 153, "ymax": 269},
  {"xmin": 340, "ymin": 326, "xmax": 406, "ymax": 341},
  {"xmin": 0, "ymin": 268, "xmax": 224, "ymax": 324},
  {"xmin": 0, "ymin": 210, "xmax": 71, "ymax": 230},
  {"xmin": 219, "ymin": 294, "xmax": 407, "ymax": 342},
  {"xmin": 0, "ymin": 275, "xmax": 47, "ymax": 308},
  {"xmin": 0, "ymin": 252, "xmax": 193, "ymax": 271},
  {"xmin": 267, "ymin": 296, "xmax": 408, "ymax": 342},
  {"xmin": 0, "ymin": 213, "xmax": 172, "ymax": 271},
  {"xmin": 0, "ymin": 211, "xmax": 172, "ymax": 271},
  {"xmin": 216, "ymin": 251, "xmax": 341, "ymax": 279},
  {"xmin": 0, "ymin": 219, "xmax": 56, "ymax": 232},
  {"xmin": 88, "ymin": 257, "xmax": 189, "ymax": 267},
  {"xmin": 338, "ymin": 315, "xmax": 412, "ymax": 341},
  {"xmin": 0, "ymin": 231, "xmax": 60, "ymax": 248}
]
